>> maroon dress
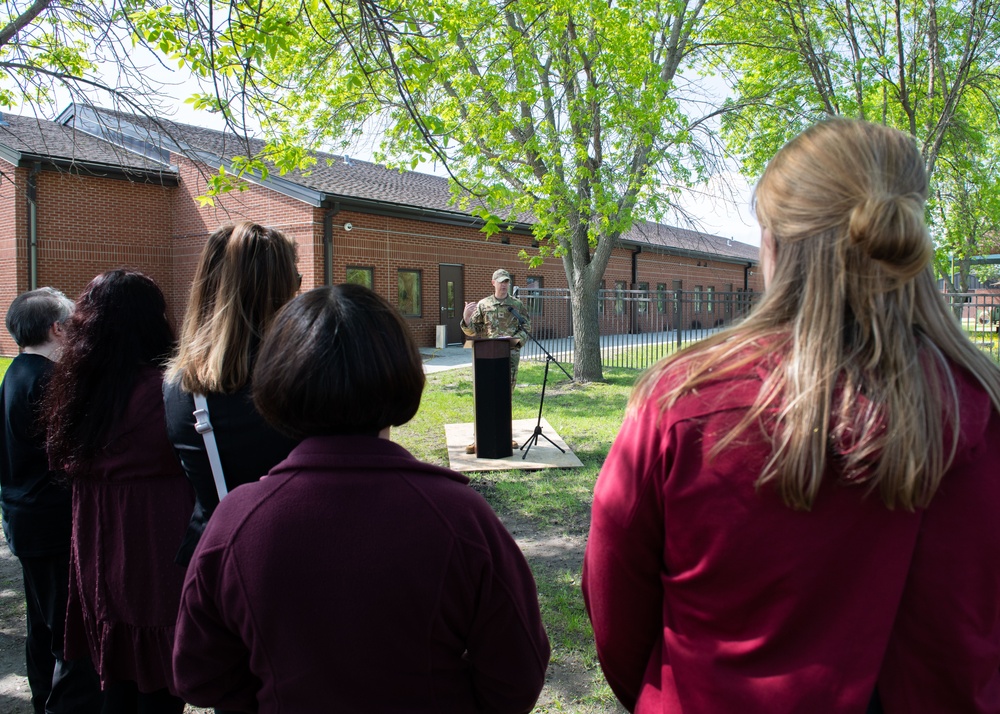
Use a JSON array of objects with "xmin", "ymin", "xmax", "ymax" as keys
[{"xmin": 64, "ymin": 367, "xmax": 194, "ymax": 694}]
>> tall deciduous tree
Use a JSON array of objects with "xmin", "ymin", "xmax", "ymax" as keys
[
  {"xmin": 132, "ymin": 0, "xmax": 722, "ymax": 382},
  {"xmin": 0, "ymin": 0, "xmax": 105, "ymax": 108},
  {"xmin": 710, "ymin": 0, "xmax": 1000, "ymax": 291}
]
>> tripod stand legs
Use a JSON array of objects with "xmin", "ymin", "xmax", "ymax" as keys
[{"xmin": 520, "ymin": 358, "xmax": 567, "ymax": 460}]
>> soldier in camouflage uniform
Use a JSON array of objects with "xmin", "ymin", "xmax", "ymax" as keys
[
  {"xmin": 461, "ymin": 268, "xmax": 531, "ymax": 454},
  {"xmin": 462, "ymin": 268, "xmax": 531, "ymax": 388}
]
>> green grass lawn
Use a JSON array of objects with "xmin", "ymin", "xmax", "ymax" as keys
[
  {"xmin": 0, "ymin": 356, "xmax": 11, "ymax": 380},
  {"xmin": 395, "ymin": 361, "xmax": 637, "ymax": 711}
]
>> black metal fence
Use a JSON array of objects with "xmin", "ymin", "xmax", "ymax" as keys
[
  {"xmin": 519, "ymin": 288, "xmax": 760, "ymax": 371},
  {"xmin": 518, "ymin": 289, "xmax": 1000, "ymax": 371},
  {"xmin": 943, "ymin": 292, "xmax": 1000, "ymax": 362}
]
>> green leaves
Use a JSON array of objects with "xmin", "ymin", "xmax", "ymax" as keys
[
  {"xmin": 710, "ymin": 0, "xmax": 1000, "ymax": 291},
  {"xmin": 48, "ymin": 0, "xmax": 715, "ymax": 380}
]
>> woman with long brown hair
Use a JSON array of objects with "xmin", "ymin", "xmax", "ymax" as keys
[
  {"xmin": 44, "ymin": 270, "xmax": 193, "ymax": 713},
  {"xmin": 583, "ymin": 119, "xmax": 1000, "ymax": 713},
  {"xmin": 164, "ymin": 221, "xmax": 300, "ymax": 566}
]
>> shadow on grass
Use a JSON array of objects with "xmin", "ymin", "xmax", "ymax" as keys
[{"xmin": 397, "ymin": 363, "xmax": 633, "ymax": 712}]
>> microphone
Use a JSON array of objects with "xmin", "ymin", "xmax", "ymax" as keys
[{"xmin": 505, "ymin": 303, "xmax": 527, "ymax": 326}]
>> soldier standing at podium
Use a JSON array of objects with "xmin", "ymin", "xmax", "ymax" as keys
[{"xmin": 461, "ymin": 268, "xmax": 531, "ymax": 454}]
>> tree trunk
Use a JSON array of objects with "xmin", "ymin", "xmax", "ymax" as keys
[
  {"xmin": 959, "ymin": 258, "xmax": 971, "ymax": 293},
  {"xmin": 569, "ymin": 280, "xmax": 604, "ymax": 382}
]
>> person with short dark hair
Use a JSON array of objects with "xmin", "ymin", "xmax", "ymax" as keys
[
  {"xmin": 174, "ymin": 284, "xmax": 550, "ymax": 713},
  {"xmin": 0, "ymin": 288, "xmax": 103, "ymax": 714},
  {"xmin": 44, "ymin": 270, "xmax": 194, "ymax": 714}
]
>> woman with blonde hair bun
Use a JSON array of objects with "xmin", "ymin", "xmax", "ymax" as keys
[
  {"xmin": 584, "ymin": 119, "xmax": 1000, "ymax": 713},
  {"xmin": 164, "ymin": 221, "xmax": 300, "ymax": 567}
]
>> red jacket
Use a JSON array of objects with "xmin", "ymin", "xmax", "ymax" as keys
[
  {"xmin": 173, "ymin": 435, "xmax": 550, "ymax": 713},
  {"xmin": 583, "ymin": 359, "xmax": 1000, "ymax": 713}
]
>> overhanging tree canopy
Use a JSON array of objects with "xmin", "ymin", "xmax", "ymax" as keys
[
  {"xmin": 133, "ymin": 0, "xmax": 726, "ymax": 382},
  {"xmin": 709, "ymin": 0, "xmax": 1000, "ymax": 291}
]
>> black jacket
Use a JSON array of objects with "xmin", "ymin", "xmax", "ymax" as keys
[
  {"xmin": 0, "ymin": 353, "xmax": 71, "ymax": 557},
  {"xmin": 163, "ymin": 376, "xmax": 298, "ymax": 565}
]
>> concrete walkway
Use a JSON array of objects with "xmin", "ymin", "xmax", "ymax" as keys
[{"xmin": 420, "ymin": 345, "xmax": 473, "ymax": 373}]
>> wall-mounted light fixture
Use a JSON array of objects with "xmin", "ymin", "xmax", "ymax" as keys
[{"xmin": 344, "ymin": 222, "xmax": 353, "ymax": 231}]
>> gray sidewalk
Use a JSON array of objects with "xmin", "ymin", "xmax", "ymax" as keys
[{"xmin": 420, "ymin": 345, "xmax": 473, "ymax": 373}]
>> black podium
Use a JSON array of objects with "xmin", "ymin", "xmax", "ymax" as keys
[{"xmin": 471, "ymin": 337, "xmax": 513, "ymax": 458}]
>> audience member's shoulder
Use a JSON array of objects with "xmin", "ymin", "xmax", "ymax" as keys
[
  {"xmin": 161, "ymin": 370, "xmax": 188, "ymax": 404},
  {"xmin": 134, "ymin": 364, "xmax": 168, "ymax": 396},
  {"xmin": 947, "ymin": 359, "xmax": 998, "ymax": 448},
  {"xmin": 8, "ymin": 352, "xmax": 51, "ymax": 377},
  {"xmin": 201, "ymin": 475, "xmax": 277, "ymax": 539},
  {"xmin": 630, "ymin": 357, "xmax": 768, "ymax": 436}
]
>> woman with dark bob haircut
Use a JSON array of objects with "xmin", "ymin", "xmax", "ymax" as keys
[
  {"xmin": 173, "ymin": 285, "xmax": 550, "ymax": 713},
  {"xmin": 44, "ymin": 270, "xmax": 194, "ymax": 713}
]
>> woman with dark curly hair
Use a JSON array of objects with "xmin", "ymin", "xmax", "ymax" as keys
[{"xmin": 44, "ymin": 270, "xmax": 193, "ymax": 713}]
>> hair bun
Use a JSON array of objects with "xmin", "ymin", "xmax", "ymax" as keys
[{"xmin": 848, "ymin": 193, "xmax": 931, "ymax": 280}]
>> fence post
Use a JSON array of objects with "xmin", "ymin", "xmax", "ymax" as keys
[{"xmin": 674, "ymin": 290, "xmax": 682, "ymax": 350}]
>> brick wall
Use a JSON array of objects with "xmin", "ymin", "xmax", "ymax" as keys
[
  {"xmin": 0, "ymin": 165, "xmax": 176, "ymax": 355},
  {"xmin": 0, "ymin": 162, "xmax": 25, "ymax": 355},
  {"xmin": 327, "ymin": 210, "xmax": 564, "ymax": 346},
  {"xmin": 35, "ymin": 170, "xmax": 174, "ymax": 309},
  {"xmin": 0, "ymin": 151, "xmax": 762, "ymax": 355}
]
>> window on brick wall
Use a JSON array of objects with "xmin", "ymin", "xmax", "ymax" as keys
[
  {"xmin": 694, "ymin": 285, "xmax": 703, "ymax": 312},
  {"xmin": 656, "ymin": 283, "xmax": 667, "ymax": 313},
  {"xmin": 637, "ymin": 282, "xmax": 649, "ymax": 314},
  {"xmin": 398, "ymin": 269, "xmax": 422, "ymax": 317},
  {"xmin": 599, "ymin": 281, "xmax": 606, "ymax": 314},
  {"xmin": 706, "ymin": 286, "xmax": 715, "ymax": 313},
  {"xmin": 615, "ymin": 280, "xmax": 626, "ymax": 315},
  {"xmin": 523, "ymin": 275, "xmax": 543, "ymax": 315},
  {"xmin": 346, "ymin": 266, "xmax": 373, "ymax": 288}
]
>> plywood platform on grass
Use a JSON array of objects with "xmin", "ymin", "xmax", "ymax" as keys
[{"xmin": 444, "ymin": 418, "xmax": 584, "ymax": 472}]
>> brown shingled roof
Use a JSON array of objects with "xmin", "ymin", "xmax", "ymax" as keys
[
  {"xmin": 79, "ymin": 106, "xmax": 481, "ymax": 214},
  {"xmin": 0, "ymin": 112, "xmax": 173, "ymax": 177},
  {"xmin": 625, "ymin": 221, "xmax": 759, "ymax": 262},
  {"xmin": 58, "ymin": 104, "xmax": 759, "ymax": 263}
]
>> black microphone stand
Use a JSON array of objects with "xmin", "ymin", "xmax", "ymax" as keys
[{"xmin": 505, "ymin": 304, "xmax": 573, "ymax": 460}]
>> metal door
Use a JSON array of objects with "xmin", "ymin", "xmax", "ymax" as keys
[{"xmin": 438, "ymin": 264, "xmax": 465, "ymax": 344}]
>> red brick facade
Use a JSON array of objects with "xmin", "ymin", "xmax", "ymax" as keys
[{"xmin": 0, "ymin": 152, "xmax": 763, "ymax": 355}]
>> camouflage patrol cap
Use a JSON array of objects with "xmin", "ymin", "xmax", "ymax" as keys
[{"xmin": 492, "ymin": 268, "xmax": 511, "ymax": 282}]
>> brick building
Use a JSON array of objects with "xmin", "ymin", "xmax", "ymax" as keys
[{"xmin": 0, "ymin": 104, "xmax": 761, "ymax": 356}]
